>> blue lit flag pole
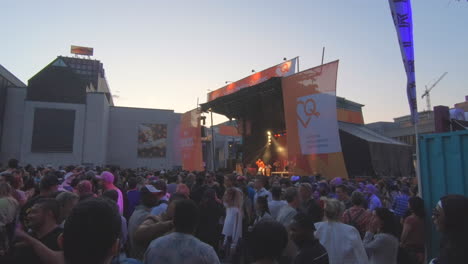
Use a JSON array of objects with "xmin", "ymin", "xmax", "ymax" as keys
[
  {"xmin": 388, "ymin": 0, "xmax": 418, "ymax": 124},
  {"xmin": 389, "ymin": 0, "xmax": 422, "ymax": 197}
]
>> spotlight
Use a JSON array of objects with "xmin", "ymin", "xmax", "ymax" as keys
[
  {"xmin": 283, "ymin": 57, "xmax": 287, "ymax": 61},
  {"xmin": 267, "ymin": 131, "xmax": 271, "ymax": 136},
  {"xmin": 252, "ymin": 69, "xmax": 256, "ymax": 73}
]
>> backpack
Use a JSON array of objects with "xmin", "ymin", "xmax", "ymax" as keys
[{"xmin": 346, "ymin": 209, "xmax": 366, "ymax": 238}]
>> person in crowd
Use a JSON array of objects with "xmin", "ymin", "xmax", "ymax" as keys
[
  {"xmin": 75, "ymin": 180, "xmax": 96, "ymax": 201},
  {"xmin": 298, "ymin": 182, "xmax": 324, "ymax": 223},
  {"xmin": 166, "ymin": 174, "xmax": 178, "ymax": 195},
  {"xmin": 364, "ymin": 184, "xmax": 382, "ymax": 211},
  {"xmin": 268, "ymin": 186, "xmax": 286, "ymax": 220},
  {"xmin": 289, "ymin": 213, "xmax": 329, "ymax": 264},
  {"xmin": 363, "ymin": 208, "xmax": 399, "ymax": 264},
  {"xmin": 149, "ymin": 180, "xmax": 169, "ymax": 216},
  {"xmin": 277, "ymin": 187, "xmax": 300, "ymax": 227},
  {"xmin": 392, "ymin": 186, "xmax": 410, "ymax": 219},
  {"xmin": 315, "ymin": 198, "xmax": 369, "ymax": 264},
  {"xmin": 98, "ymin": 171, "xmax": 124, "ymax": 215},
  {"xmin": 250, "ymin": 195, "xmax": 271, "ymax": 230},
  {"xmin": 190, "ymin": 174, "xmax": 206, "ymax": 204},
  {"xmin": 102, "ymin": 190, "xmax": 128, "ymax": 254},
  {"xmin": 222, "ymin": 187, "xmax": 243, "ymax": 257},
  {"xmin": 400, "ymin": 196, "xmax": 425, "ymax": 264},
  {"xmin": 336, "ymin": 184, "xmax": 352, "ymax": 209},
  {"xmin": 55, "ymin": 192, "xmax": 79, "ymax": 228},
  {"xmin": 224, "ymin": 174, "xmax": 237, "ymax": 189},
  {"xmin": 196, "ymin": 188, "xmax": 224, "ymax": 253},
  {"xmin": 0, "ymin": 183, "xmax": 19, "ymax": 259},
  {"xmin": 175, "ymin": 183, "xmax": 190, "ymax": 198},
  {"xmin": 430, "ymin": 194, "xmax": 468, "ymax": 264},
  {"xmin": 133, "ymin": 193, "xmax": 187, "ymax": 260},
  {"xmin": 254, "ymin": 176, "xmax": 272, "ymax": 204},
  {"xmin": 144, "ymin": 199, "xmax": 220, "ymax": 264},
  {"xmin": 342, "ymin": 191, "xmax": 372, "ymax": 239},
  {"xmin": 249, "ymin": 220, "xmax": 288, "ymax": 264},
  {"xmin": 126, "ymin": 177, "xmax": 141, "ymax": 219},
  {"xmin": 5, "ymin": 171, "xmax": 27, "ymax": 206},
  {"xmin": 0, "ymin": 159, "xmax": 19, "ymax": 176},
  {"xmin": 128, "ymin": 185, "xmax": 160, "ymax": 260},
  {"xmin": 14, "ymin": 198, "xmax": 63, "ymax": 264},
  {"xmin": 20, "ymin": 174, "xmax": 60, "ymax": 229}
]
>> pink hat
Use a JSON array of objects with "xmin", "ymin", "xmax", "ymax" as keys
[{"xmin": 97, "ymin": 171, "xmax": 114, "ymax": 183}]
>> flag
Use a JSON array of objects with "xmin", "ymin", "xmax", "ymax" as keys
[{"xmin": 389, "ymin": 0, "xmax": 418, "ymax": 124}]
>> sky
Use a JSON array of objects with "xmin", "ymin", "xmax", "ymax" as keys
[{"xmin": 2, "ymin": 0, "xmax": 467, "ymax": 125}]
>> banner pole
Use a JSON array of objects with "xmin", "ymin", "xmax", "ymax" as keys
[
  {"xmin": 211, "ymin": 110, "xmax": 216, "ymax": 171},
  {"xmin": 415, "ymin": 121, "xmax": 422, "ymax": 197}
]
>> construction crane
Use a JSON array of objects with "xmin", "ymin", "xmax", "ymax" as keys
[{"xmin": 422, "ymin": 72, "xmax": 448, "ymax": 111}]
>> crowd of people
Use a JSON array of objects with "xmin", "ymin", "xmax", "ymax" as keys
[{"xmin": 0, "ymin": 158, "xmax": 468, "ymax": 264}]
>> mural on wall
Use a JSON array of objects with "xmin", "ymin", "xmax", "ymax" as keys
[{"xmin": 137, "ymin": 124, "xmax": 167, "ymax": 158}]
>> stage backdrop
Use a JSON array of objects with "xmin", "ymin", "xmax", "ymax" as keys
[
  {"xmin": 180, "ymin": 109, "xmax": 203, "ymax": 171},
  {"xmin": 282, "ymin": 61, "xmax": 348, "ymax": 179},
  {"xmin": 137, "ymin": 124, "xmax": 167, "ymax": 158}
]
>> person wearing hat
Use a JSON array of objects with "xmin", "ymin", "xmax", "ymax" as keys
[
  {"xmin": 289, "ymin": 213, "xmax": 329, "ymax": 264},
  {"xmin": 97, "ymin": 171, "xmax": 124, "ymax": 215},
  {"xmin": 149, "ymin": 180, "xmax": 168, "ymax": 216}
]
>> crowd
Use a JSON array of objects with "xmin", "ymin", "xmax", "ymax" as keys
[{"xmin": 0, "ymin": 158, "xmax": 468, "ymax": 264}]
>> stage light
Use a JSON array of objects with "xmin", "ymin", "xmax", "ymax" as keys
[
  {"xmin": 252, "ymin": 69, "xmax": 256, "ymax": 73},
  {"xmin": 283, "ymin": 57, "xmax": 287, "ymax": 61},
  {"xmin": 267, "ymin": 131, "xmax": 271, "ymax": 136}
]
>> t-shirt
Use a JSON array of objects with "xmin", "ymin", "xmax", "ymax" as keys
[
  {"xmin": 268, "ymin": 200, "xmax": 287, "ymax": 220},
  {"xmin": 276, "ymin": 204, "xmax": 297, "ymax": 227},
  {"xmin": 401, "ymin": 215, "xmax": 425, "ymax": 250},
  {"xmin": 14, "ymin": 226, "xmax": 63, "ymax": 264},
  {"xmin": 342, "ymin": 207, "xmax": 372, "ymax": 238},
  {"xmin": 144, "ymin": 232, "xmax": 220, "ymax": 264},
  {"xmin": 150, "ymin": 197, "xmax": 169, "ymax": 216}
]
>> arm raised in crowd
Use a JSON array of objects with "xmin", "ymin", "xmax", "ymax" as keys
[{"xmin": 133, "ymin": 215, "xmax": 174, "ymax": 247}]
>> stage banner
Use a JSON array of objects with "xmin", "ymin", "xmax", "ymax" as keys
[
  {"xmin": 137, "ymin": 124, "xmax": 167, "ymax": 158},
  {"xmin": 282, "ymin": 61, "xmax": 348, "ymax": 179},
  {"xmin": 207, "ymin": 58, "xmax": 298, "ymax": 102},
  {"xmin": 388, "ymin": 0, "xmax": 418, "ymax": 124},
  {"xmin": 180, "ymin": 109, "xmax": 203, "ymax": 171}
]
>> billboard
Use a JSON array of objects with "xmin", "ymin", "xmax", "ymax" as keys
[
  {"xmin": 71, "ymin": 45, "xmax": 94, "ymax": 56},
  {"xmin": 180, "ymin": 109, "xmax": 203, "ymax": 171},
  {"xmin": 282, "ymin": 61, "xmax": 348, "ymax": 179},
  {"xmin": 137, "ymin": 124, "xmax": 167, "ymax": 158},
  {"xmin": 207, "ymin": 58, "xmax": 298, "ymax": 102}
]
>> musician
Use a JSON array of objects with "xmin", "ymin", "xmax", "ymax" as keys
[{"xmin": 256, "ymin": 159, "xmax": 266, "ymax": 175}]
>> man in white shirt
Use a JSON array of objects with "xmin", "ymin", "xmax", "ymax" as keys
[
  {"xmin": 268, "ymin": 186, "xmax": 287, "ymax": 219},
  {"xmin": 254, "ymin": 176, "xmax": 272, "ymax": 205},
  {"xmin": 276, "ymin": 187, "xmax": 299, "ymax": 227}
]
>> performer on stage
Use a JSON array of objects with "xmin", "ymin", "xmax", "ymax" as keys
[{"xmin": 256, "ymin": 158, "xmax": 266, "ymax": 175}]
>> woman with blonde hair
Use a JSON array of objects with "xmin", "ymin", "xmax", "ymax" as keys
[{"xmin": 222, "ymin": 187, "xmax": 243, "ymax": 258}]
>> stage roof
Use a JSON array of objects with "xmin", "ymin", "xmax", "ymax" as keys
[
  {"xmin": 339, "ymin": 121, "xmax": 408, "ymax": 145},
  {"xmin": 200, "ymin": 77, "xmax": 283, "ymax": 119}
]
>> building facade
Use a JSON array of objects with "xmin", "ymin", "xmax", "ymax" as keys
[{"xmin": 0, "ymin": 57, "xmax": 181, "ymax": 169}]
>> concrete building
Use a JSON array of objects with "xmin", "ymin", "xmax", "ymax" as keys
[{"xmin": 0, "ymin": 57, "xmax": 181, "ymax": 169}]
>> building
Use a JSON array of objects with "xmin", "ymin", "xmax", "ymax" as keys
[{"xmin": 0, "ymin": 56, "xmax": 181, "ymax": 169}]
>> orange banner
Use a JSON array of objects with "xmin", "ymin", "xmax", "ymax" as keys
[
  {"xmin": 180, "ymin": 109, "xmax": 203, "ymax": 171},
  {"xmin": 282, "ymin": 61, "xmax": 348, "ymax": 179},
  {"xmin": 207, "ymin": 58, "xmax": 297, "ymax": 102}
]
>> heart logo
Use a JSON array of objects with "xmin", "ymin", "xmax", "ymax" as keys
[{"xmin": 296, "ymin": 98, "xmax": 320, "ymax": 128}]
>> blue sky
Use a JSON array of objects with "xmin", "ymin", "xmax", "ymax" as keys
[{"xmin": 2, "ymin": 0, "xmax": 467, "ymax": 124}]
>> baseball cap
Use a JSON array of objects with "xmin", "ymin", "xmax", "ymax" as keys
[{"xmin": 96, "ymin": 171, "xmax": 114, "ymax": 183}]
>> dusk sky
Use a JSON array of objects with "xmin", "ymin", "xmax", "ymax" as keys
[{"xmin": 2, "ymin": 0, "xmax": 467, "ymax": 124}]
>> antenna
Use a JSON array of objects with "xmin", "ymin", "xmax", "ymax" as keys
[{"xmin": 421, "ymin": 72, "xmax": 448, "ymax": 111}]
